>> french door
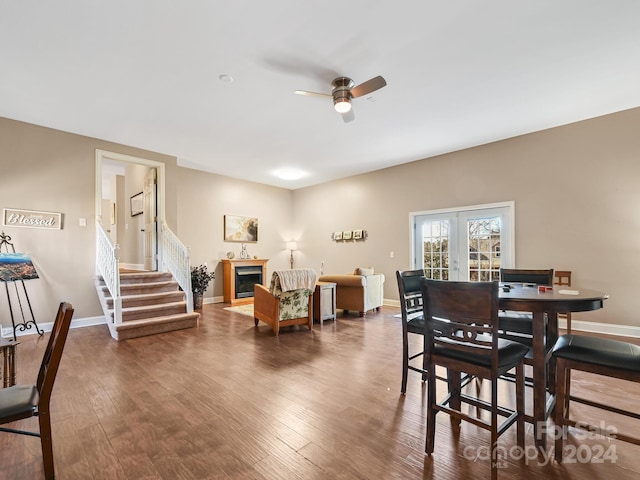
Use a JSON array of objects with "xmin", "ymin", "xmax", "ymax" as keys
[{"xmin": 412, "ymin": 203, "xmax": 514, "ymax": 281}]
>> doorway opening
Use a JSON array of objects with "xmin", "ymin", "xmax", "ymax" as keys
[{"xmin": 95, "ymin": 150, "xmax": 166, "ymax": 271}]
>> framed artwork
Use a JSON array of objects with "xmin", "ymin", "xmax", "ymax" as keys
[
  {"xmin": 353, "ymin": 229, "xmax": 363, "ymax": 240},
  {"xmin": 0, "ymin": 253, "xmax": 39, "ymax": 282},
  {"xmin": 333, "ymin": 231, "xmax": 343, "ymax": 241},
  {"xmin": 343, "ymin": 230, "xmax": 353, "ymax": 240},
  {"xmin": 224, "ymin": 215, "xmax": 258, "ymax": 242},
  {"xmin": 130, "ymin": 192, "xmax": 144, "ymax": 216}
]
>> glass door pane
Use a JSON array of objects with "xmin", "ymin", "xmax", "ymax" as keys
[{"xmin": 413, "ymin": 204, "xmax": 513, "ymax": 282}]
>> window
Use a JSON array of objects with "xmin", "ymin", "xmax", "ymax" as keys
[{"xmin": 412, "ymin": 203, "xmax": 514, "ymax": 281}]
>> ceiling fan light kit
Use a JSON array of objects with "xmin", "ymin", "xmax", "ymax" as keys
[
  {"xmin": 296, "ymin": 75, "xmax": 387, "ymax": 121},
  {"xmin": 334, "ymin": 98, "xmax": 352, "ymax": 113}
]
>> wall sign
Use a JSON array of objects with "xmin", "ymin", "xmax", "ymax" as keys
[{"xmin": 2, "ymin": 208, "xmax": 63, "ymax": 230}]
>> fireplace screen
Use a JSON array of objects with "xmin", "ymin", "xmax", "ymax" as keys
[{"xmin": 235, "ymin": 266, "xmax": 263, "ymax": 298}]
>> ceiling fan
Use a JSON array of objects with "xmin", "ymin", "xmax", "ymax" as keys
[{"xmin": 295, "ymin": 75, "xmax": 387, "ymax": 122}]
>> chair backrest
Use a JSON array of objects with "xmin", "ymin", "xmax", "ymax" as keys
[
  {"xmin": 37, "ymin": 302, "xmax": 74, "ymax": 408},
  {"xmin": 421, "ymin": 280, "xmax": 499, "ymax": 370},
  {"xmin": 500, "ymin": 268, "xmax": 554, "ymax": 286},
  {"xmin": 396, "ymin": 269, "xmax": 425, "ymax": 320},
  {"xmin": 554, "ymin": 270, "xmax": 572, "ymax": 286}
]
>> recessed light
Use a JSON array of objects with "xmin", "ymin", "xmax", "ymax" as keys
[{"xmin": 218, "ymin": 74, "xmax": 234, "ymax": 83}]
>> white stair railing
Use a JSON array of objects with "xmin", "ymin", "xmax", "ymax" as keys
[
  {"xmin": 159, "ymin": 221, "xmax": 193, "ymax": 312},
  {"xmin": 96, "ymin": 219, "xmax": 122, "ymax": 324}
]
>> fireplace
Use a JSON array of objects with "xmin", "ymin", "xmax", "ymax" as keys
[
  {"xmin": 222, "ymin": 259, "xmax": 268, "ymax": 305},
  {"xmin": 235, "ymin": 266, "xmax": 263, "ymax": 298}
]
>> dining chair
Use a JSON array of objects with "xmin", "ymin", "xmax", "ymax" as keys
[
  {"xmin": 553, "ymin": 334, "xmax": 640, "ymax": 462},
  {"xmin": 0, "ymin": 302, "xmax": 74, "ymax": 480},
  {"xmin": 499, "ymin": 268, "xmax": 554, "ymax": 338},
  {"xmin": 396, "ymin": 269, "xmax": 427, "ymax": 394},
  {"xmin": 421, "ymin": 279, "xmax": 527, "ymax": 480},
  {"xmin": 554, "ymin": 270, "xmax": 572, "ymax": 332}
]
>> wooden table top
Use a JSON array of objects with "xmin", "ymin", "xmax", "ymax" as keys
[{"xmin": 499, "ymin": 283, "xmax": 608, "ymax": 313}]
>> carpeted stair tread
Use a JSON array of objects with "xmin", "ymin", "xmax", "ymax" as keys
[
  {"xmin": 113, "ymin": 312, "xmax": 200, "ymax": 330},
  {"xmin": 113, "ymin": 301, "xmax": 188, "ymax": 322},
  {"xmin": 110, "ymin": 312, "xmax": 200, "ymax": 340},
  {"xmin": 98, "ymin": 280, "xmax": 180, "ymax": 297},
  {"xmin": 118, "ymin": 272, "xmax": 174, "ymax": 283},
  {"xmin": 104, "ymin": 291, "xmax": 185, "ymax": 308}
]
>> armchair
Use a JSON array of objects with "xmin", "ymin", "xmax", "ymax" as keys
[
  {"xmin": 254, "ymin": 268, "xmax": 317, "ymax": 335},
  {"xmin": 319, "ymin": 267, "xmax": 385, "ymax": 317}
]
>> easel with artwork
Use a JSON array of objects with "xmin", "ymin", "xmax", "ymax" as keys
[{"xmin": 0, "ymin": 231, "xmax": 43, "ymax": 340}]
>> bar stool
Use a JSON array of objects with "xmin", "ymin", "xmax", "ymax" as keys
[
  {"xmin": 552, "ymin": 334, "xmax": 640, "ymax": 462},
  {"xmin": 554, "ymin": 270, "xmax": 572, "ymax": 332}
]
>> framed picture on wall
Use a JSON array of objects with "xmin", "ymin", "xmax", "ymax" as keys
[
  {"xmin": 224, "ymin": 215, "xmax": 258, "ymax": 242},
  {"xmin": 333, "ymin": 231, "xmax": 343, "ymax": 241},
  {"xmin": 353, "ymin": 229, "xmax": 363, "ymax": 240},
  {"xmin": 130, "ymin": 192, "xmax": 143, "ymax": 216},
  {"xmin": 343, "ymin": 230, "xmax": 353, "ymax": 240}
]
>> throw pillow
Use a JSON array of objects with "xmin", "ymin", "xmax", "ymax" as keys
[{"xmin": 354, "ymin": 267, "xmax": 374, "ymax": 276}]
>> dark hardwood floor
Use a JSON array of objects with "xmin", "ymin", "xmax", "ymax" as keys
[{"xmin": 1, "ymin": 304, "xmax": 639, "ymax": 479}]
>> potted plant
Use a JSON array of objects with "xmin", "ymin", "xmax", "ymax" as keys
[{"xmin": 191, "ymin": 264, "xmax": 215, "ymax": 309}]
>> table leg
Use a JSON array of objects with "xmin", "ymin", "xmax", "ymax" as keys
[
  {"xmin": 532, "ymin": 310, "xmax": 547, "ymax": 450},
  {"xmin": 547, "ymin": 312, "xmax": 559, "ymax": 396}
]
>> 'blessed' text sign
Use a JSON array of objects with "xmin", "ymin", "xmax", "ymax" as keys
[{"xmin": 3, "ymin": 208, "xmax": 63, "ymax": 230}]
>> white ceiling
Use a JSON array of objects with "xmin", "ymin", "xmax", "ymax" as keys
[{"xmin": 2, "ymin": 1, "xmax": 640, "ymax": 189}]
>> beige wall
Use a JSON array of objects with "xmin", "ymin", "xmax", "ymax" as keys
[
  {"xmin": 2, "ymin": 107, "xmax": 640, "ymax": 331},
  {"xmin": 0, "ymin": 117, "xmax": 178, "ymax": 328},
  {"xmin": 176, "ymin": 167, "xmax": 294, "ymax": 300},
  {"xmin": 293, "ymin": 107, "xmax": 640, "ymax": 328}
]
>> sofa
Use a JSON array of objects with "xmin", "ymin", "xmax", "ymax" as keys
[{"xmin": 318, "ymin": 267, "xmax": 385, "ymax": 317}]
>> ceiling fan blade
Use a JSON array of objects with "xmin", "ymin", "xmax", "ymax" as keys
[
  {"xmin": 350, "ymin": 75, "xmax": 387, "ymax": 98},
  {"xmin": 294, "ymin": 90, "xmax": 332, "ymax": 98},
  {"xmin": 341, "ymin": 109, "xmax": 355, "ymax": 123}
]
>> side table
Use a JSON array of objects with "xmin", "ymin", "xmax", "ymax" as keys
[
  {"xmin": 1, "ymin": 337, "xmax": 18, "ymax": 388},
  {"xmin": 314, "ymin": 281, "xmax": 337, "ymax": 323}
]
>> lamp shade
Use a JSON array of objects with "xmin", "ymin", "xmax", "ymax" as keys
[{"xmin": 286, "ymin": 241, "xmax": 298, "ymax": 251}]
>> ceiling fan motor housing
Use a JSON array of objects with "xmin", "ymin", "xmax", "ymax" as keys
[{"xmin": 332, "ymin": 76, "xmax": 355, "ymax": 107}]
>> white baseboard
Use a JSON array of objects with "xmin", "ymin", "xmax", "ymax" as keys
[
  {"xmin": 205, "ymin": 296, "xmax": 224, "ymax": 304},
  {"xmin": 2, "ymin": 315, "xmax": 107, "ymax": 338},
  {"xmin": 383, "ymin": 299, "xmax": 640, "ymax": 338},
  {"xmin": 565, "ymin": 319, "xmax": 640, "ymax": 337}
]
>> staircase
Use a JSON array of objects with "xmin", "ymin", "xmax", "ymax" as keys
[{"xmin": 96, "ymin": 271, "xmax": 200, "ymax": 341}]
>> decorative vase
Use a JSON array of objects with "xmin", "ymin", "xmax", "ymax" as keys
[{"xmin": 193, "ymin": 293, "xmax": 203, "ymax": 309}]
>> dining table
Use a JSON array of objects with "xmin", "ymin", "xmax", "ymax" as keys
[{"xmin": 499, "ymin": 283, "xmax": 608, "ymax": 450}]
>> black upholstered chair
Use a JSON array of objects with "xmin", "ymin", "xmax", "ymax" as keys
[
  {"xmin": 421, "ymin": 279, "xmax": 527, "ymax": 480},
  {"xmin": 0, "ymin": 302, "xmax": 74, "ymax": 480},
  {"xmin": 553, "ymin": 334, "xmax": 640, "ymax": 462},
  {"xmin": 499, "ymin": 268, "xmax": 554, "ymax": 338},
  {"xmin": 396, "ymin": 269, "xmax": 427, "ymax": 394}
]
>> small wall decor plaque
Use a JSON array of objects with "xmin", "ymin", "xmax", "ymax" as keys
[
  {"xmin": 332, "ymin": 229, "xmax": 367, "ymax": 242},
  {"xmin": 3, "ymin": 208, "xmax": 63, "ymax": 230}
]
